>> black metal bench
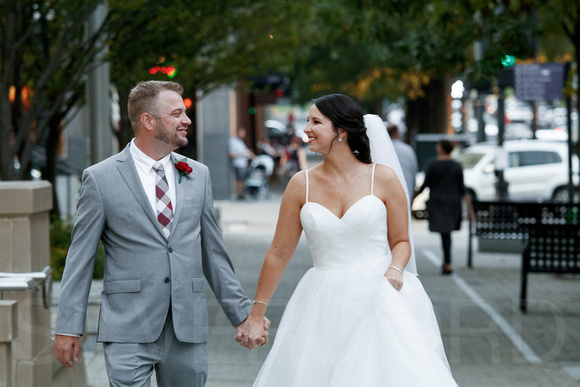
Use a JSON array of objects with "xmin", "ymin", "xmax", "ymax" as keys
[
  {"xmin": 468, "ymin": 201, "xmax": 579, "ymax": 265},
  {"xmin": 468, "ymin": 201, "xmax": 530, "ymax": 267},
  {"xmin": 520, "ymin": 223, "xmax": 580, "ymax": 313},
  {"xmin": 468, "ymin": 201, "xmax": 580, "ymax": 312}
]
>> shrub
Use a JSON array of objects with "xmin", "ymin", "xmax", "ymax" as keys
[{"xmin": 50, "ymin": 217, "xmax": 104, "ymax": 280}]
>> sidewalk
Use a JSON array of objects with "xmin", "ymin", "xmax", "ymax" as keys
[{"xmin": 52, "ymin": 192, "xmax": 580, "ymax": 386}]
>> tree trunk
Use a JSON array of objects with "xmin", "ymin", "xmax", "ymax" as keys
[
  {"xmin": 116, "ymin": 88, "xmax": 134, "ymax": 149},
  {"xmin": 0, "ymin": 85, "xmax": 14, "ymax": 180},
  {"xmin": 45, "ymin": 115, "xmax": 63, "ymax": 217},
  {"xmin": 407, "ymin": 75, "xmax": 451, "ymax": 135}
]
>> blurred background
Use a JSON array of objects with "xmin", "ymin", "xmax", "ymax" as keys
[{"xmin": 1, "ymin": 0, "xmax": 579, "ymax": 221}]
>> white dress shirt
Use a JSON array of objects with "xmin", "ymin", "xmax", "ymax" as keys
[{"xmin": 130, "ymin": 139, "xmax": 177, "ymax": 215}]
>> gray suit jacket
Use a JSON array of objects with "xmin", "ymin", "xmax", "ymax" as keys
[{"xmin": 55, "ymin": 144, "xmax": 252, "ymax": 343}]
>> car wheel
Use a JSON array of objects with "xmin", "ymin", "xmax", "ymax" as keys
[
  {"xmin": 412, "ymin": 210, "xmax": 428, "ymax": 220},
  {"xmin": 552, "ymin": 186, "xmax": 579, "ymax": 203}
]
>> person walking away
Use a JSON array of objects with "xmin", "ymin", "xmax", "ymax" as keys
[
  {"xmin": 414, "ymin": 139, "xmax": 474, "ymax": 274},
  {"xmin": 387, "ymin": 123, "xmax": 418, "ymax": 200}
]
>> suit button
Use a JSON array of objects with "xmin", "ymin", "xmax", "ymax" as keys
[
  {"xmin": 168, "ymin": 247, "xmax": 173, "ymax": 253},
  {"xmin": 164, "ymin": 277, "xmax": 170, "ymax": 283}
]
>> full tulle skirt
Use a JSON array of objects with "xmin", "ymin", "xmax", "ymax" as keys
[{"xmin": 253, "ymin": 258, "xmax": 457, "ymax": 387}]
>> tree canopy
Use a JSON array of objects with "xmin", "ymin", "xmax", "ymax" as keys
[{"xmin": 1, "ymin": 0, "xmax": 577, "ymax": 185}]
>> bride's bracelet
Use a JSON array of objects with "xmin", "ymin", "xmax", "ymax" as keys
[
  {"xmin": 388, "ymin": 265, "xmax": 403, "ymax": 274},
  {"xmin": 253, "ymin": 300, "xmax": 268, "ymax": 306}
]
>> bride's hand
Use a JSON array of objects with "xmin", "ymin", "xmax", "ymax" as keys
[
  {"xmin": 385, "ymin": 266, "xmax": 403, "ymax": 291},
  {"xmin": 236, "ymin": 316, "xmax": 270, "ymax": 350}
]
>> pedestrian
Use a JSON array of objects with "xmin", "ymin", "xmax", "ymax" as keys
[
  {"xmin": 237, "ymin": 94, "xmax": 457, "ymax": 386},
  {"xmin": 387, "ymin": 123, "xmax": 418, "ymax": 200},
  {"xmin": 53, "ymin": 80, "xmax": 269, "ymax": 387},
  {"xmin": 228, "ymin": 127, "xmax": 255, "ymax": 199},
  {"xmin": 280, "ymin": 134, "xmax": 307, "ymax": 179},
  {"xmin": 414, "ymin": 139, "xmax": 474, "ymax": 274}
]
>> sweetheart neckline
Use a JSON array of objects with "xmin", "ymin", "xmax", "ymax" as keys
[{"xmin": 301, "ymin": 195, "xmax": 383, "ymax": 220}]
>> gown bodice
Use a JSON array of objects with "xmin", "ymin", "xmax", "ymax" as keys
[{"xmin": 300, "ymin": 165, "xmax": 391, "ymax": 270}]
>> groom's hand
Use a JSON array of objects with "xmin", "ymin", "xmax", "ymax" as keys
[
  {"xmin": 54, "ymin": 334, "xmax": 81, "ymax": 367},
  {"xmin": 235, "ymin": 316, "xmax": 271, "ymax": 349}
]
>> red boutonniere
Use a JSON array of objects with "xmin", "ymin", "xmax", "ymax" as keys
[{"xmin": 174, "ymin": 159, "xmax": 193, "ymax": 183}]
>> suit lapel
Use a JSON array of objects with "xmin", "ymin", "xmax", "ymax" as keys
[
  {"xmin": 116, "ymin": 145, "xmax": 166, "ymax": 238},
  {"xmin": 170, "ymin": 153, "xmax": 185, "ymax": 233}
]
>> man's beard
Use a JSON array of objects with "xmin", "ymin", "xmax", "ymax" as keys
[{"xmin": 154, "ymin": 121, "xmax": 188, "ymax": 149}]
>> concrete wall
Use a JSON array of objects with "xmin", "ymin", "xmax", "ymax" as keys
[{"xmin": 0, "ymin": 181, "xmax": 86, "ymax": 387}]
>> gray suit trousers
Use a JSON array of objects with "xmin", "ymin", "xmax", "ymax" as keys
[{"xmin": 104, "ymin": 310, "xmax": 208, "ymax": 387}]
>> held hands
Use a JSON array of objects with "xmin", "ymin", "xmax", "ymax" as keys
[
  {"xmin": 53, "ymin": 334, "xmax": 81, "ymax": 368},
  {"xmin": 385, "ymin": 265, "xmax": 404, "ymax": 292},
  {"xmin": 235, "ymin": 315, "xmax": 271, "ymax": 350}
]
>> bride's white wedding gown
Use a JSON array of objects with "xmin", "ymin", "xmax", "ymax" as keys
[{"xmin": 253, "ymin": 165, "xmax": 457, "ymax": 386}]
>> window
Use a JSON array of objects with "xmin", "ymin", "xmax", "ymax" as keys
[
  {"xmin": 458, "ymin": 152, "xmax": 486, "ymax": 169},
  {"xmin": 508, "ymin": 151, "xmax": 562, "ymax": 168}
]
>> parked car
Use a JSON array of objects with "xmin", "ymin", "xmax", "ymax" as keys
[{"xmin": 412, "ymin": 140, "xmax": 579, "ymax": 219}]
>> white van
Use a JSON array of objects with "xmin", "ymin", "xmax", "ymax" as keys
[{"xmin": 412, "ymin": 140, "xmax": 579, "ymax": 218}]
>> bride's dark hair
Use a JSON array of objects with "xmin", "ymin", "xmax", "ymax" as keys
[{"xmin": 313, "ymin": 94, "xmax": 372, "ymax": 163}]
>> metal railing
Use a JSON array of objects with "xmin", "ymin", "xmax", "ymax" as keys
[{"xmin": 0, "ymin": 266, "xmax": 52, "ymax": 309}]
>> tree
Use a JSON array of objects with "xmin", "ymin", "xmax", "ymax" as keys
[
  {"xmin": 0, "ymin": 0, "xmax": 312, "ymax": 215},
  {"xmin": 107, "ymin": 0, "xmax": 313, "ymax": 154},
  {"xmin": 287, "ymin": 0, "xmax": 540, "ymax": 135},
  {"xmin": 0, "ymin": 0, "xmax": 112, "ymax": 183}
]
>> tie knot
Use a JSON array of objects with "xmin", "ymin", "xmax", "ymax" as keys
[{"xmin": 153, "ymin": 162, "xmax": 164, "ymax": 173}]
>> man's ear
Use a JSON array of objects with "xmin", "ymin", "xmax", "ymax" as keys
[{"xmin": 141, "ymin": 112, "xmax": 156, "ymax": 132}]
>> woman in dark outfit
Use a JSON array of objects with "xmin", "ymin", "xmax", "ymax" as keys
[{"xmin": 415, "ymin": 140, "xmax": 473, "ymax": 274}]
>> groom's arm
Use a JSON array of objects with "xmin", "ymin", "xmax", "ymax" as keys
[
  {"xmin": 54, "ymin": 169, "xmax": 106, "ymax": 365},
  {"xmin": 198, "ymin": 165, "xmax": 253, "ymax": 326}
]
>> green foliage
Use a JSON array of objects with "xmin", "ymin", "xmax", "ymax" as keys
[
  {"xmin": 106, "ymin": 0, "xmax": 312, "ymax": 146},
  {"xmin": 0, "ymin": 0, "xmax": 111, "ymax": 181},
  {"xmin": 50, "ymin": 218, "xmax": 104, "ymax": 281}
]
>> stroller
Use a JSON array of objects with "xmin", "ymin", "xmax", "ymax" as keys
[{"xmin": 246, "ymin": 155, "xmax": 274, "ymax": 199}]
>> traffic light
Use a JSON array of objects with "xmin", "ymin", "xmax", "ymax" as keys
[
  {"xmin": 149, "ymin": 63, "xmax": 177, "ymax": 78},
  {"xmin": 501, "ymin": 55, "xmax": 516, "ymax": 67}
]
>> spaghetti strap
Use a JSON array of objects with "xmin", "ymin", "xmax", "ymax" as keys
[
  {"xmin": 370, "ymin": 163, "xmax": 376, "ymax": 195},
  {"xmin": 305, "ymin": 169, "xmax": 310, "ymax": 203}
]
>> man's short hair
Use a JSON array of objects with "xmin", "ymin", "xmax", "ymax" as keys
[
  {"xmin": 387, "ymin": 124, "xmax": 399, "ymax": 137},
  {"xmin": 128, "ymin": 81, "xmax": 184, "ymax": 131}
]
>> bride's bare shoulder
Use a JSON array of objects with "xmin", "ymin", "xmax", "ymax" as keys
[
  {"xmin": 374, "ymin": 164, "xmax": 398, "ymax": 181},
  {"xmin": 374, "ymin": 164, "xmax": 405, "ymax": 196},
  {"xmin": 283, "ymin": 170, "xmax": 308, "ymax": 201}
]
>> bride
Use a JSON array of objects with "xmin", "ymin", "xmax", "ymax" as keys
[{"xmin": 237, "ymin": 94, "xmax": 457, "ymax": 386}]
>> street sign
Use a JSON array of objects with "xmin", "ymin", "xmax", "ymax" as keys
[{"xmin": 514, "ymin": 63, "xmax": 565, "ymax": 101}]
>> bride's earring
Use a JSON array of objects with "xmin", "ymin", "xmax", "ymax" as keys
[{"xmin": 338, "ymin": 137, "xmax": 343, "ymax": 143}]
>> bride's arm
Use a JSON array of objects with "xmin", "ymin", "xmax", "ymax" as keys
[
  {"xmin": 375, "ymin": 165, "xmax": 411, "ymax": 290},
  {"xmin": 239, "ymin": 171, "xmax": 306, "ymax": 349}
]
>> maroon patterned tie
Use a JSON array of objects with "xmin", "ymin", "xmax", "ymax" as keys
[{"xmin": 153, "ymin": 163, "xmax": 173, "ymax": 239}]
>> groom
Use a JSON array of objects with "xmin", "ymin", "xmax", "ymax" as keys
[{"xmin": 54, "ymin": 80, "xmax": 267, "ymax": 386}]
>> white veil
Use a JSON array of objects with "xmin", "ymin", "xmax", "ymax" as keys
[{"xmin": 364, "ymin": 114, "xmax": 418, "ymax": 275}]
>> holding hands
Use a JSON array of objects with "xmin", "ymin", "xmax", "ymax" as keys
[{"xmin": 235, "ymin": 307, "xmax": 271, "ymax": 350}]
